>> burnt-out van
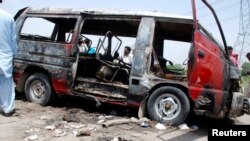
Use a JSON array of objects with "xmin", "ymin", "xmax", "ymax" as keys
[{"xmin": 13, "ymin": 0, "xmax": 250, "ymax": 125}]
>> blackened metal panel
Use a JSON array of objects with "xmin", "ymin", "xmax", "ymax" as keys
[
  {"xmin": 14, "ymin": 11, "xmax": 82, "ymax": 93},
  {"xmin": 131, "ymin": 18, "xmax": 155, "ymax": 77},
  {"xmin": 129, "ymin": 18, "xmax": 155, "ymax": 95}
]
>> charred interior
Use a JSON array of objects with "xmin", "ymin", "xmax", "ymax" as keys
[
  {"xmin": 73, "ymin": 17, "xmax": 193, "ymax": 99},
  {"xmin": 73, "ymin": 18, "xmax": 141, "ymax": 100}
]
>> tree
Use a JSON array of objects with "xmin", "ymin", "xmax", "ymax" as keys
[{"xmin": 241, "ymin": 62, "xmax": 250, "ymax": 76}]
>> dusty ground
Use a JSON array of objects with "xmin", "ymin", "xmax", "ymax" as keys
[
  {"xmin": 0, "ymin": 96, "xmax": 165, "ymax": 141},
  {"xmin": 0, "ymin": 95, "xmax": 249, "ymax": 141}
]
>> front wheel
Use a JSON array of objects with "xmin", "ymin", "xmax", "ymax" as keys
[
  {"xmin": 25, "ymin": 73, "xmax": 54, "ymax": 106},
  {"xmin": 147, "ymin": 86, "xmax": 190, "ymax": 126}
]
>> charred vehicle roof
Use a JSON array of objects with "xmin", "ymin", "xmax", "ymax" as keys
[{"xmin": 17, "ymin": 7, "xmax": 194, "ymax": 42}]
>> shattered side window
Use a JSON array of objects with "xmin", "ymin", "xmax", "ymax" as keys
[{"xmin": 153, "ymin": 20, "xmax": 192, "ymax": 77}]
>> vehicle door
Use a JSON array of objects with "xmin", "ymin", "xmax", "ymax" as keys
[
  {"xmin": 129, "ymin": 17, "xmax": 155, "ymax": 95},
  {"xmin": 187, "ymin": 0, "xmax": 229, "ymax": 114}
]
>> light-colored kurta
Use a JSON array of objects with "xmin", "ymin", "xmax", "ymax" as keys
[{"xmin": 0, "ymin": 9, "xmax": 17, "ymax": 114}]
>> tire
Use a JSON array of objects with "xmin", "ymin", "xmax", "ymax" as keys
[
  {"xmin": 25, "ymin": 73, "xmax": 54, "ymax": 106},
  {"xmin": 147, "ymin": 86, "xmax": 190, "ymax": 126}
]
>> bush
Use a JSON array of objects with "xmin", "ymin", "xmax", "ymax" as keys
[{"xmin": 241, "ymin": 62, "xmax": 250, "ymax": 76}]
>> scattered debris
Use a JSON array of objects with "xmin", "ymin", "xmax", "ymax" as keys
[
  {"xmin": 40, "ymin": 116, "xmax": 50, "ymax": 120},
  {"xmin": 102, "ymin": 117, "xmax": 151, "ymax": 128},
  {"xmin": 104, "ymin": 115, "xmax": 114, "ymax": 119},
  {"xmin": 97, "ymin": 119, "xmax": 105, "ymax": 124},
  {"xmin": 130, "ymin": 117, "xmax": 139, "ymax": 123},
  {"xmin": 112, "ymin": 137, "xmax": 122, "ymax": 141},
  {"xmin": 139, "ymin": 117, "xmax": 150, "ymax": 122},
  {"xmin": 45, "ymin": 125, "xmax": 56, "ymax": 130},
  {"xmin": 98, "ymin": 115, "xmax": 104, "ymax": 119},
  {"xmin": 178, "ymin": 123, "xmax": 189, "ymax": 130},
  {"xmin": 98, "ymin": 115, "xmax": 114, "ymax": 120},
  {"xmin": 24, "ymin": 128, "xmax": 40, "ymax": 134},
  {"xmin": 95, "ymin": 136, "xmax": 113, "ymax": 141},
  {"xmin": 24, "ymin": 135, "xmax": 38, "ymax": 141},
  {"xmin": 140, "ymin": 121, "xmax": 149, "ymax": 128},
  {"xmin": 89, "ymin": 127, "xmax": 97, "ymax": 131},
  {"xmin": 155, "ymin": 123, "xmax": 166, "ymax": 130},
  {"xmin": 138, "ymin": 117, "xmax": 150, "ymax": 128},
  {"xmin": 53, "ymin": 129, "xmax": 67, "ymax": 137},
  {"xmin": 63, "ymin": 125, "xmax": 70, "ymax": 129},
  {"xmin": 73, "ymin": 130, "xmax": 91, "ymax": 137},
  {"xmin": 102, "ymin": 119, "xmax": 131, "ymax": 128},
  {"xmin": 111, "ymin": 137, "xmax": 131, "ymax": 141},
  {"xmin": 62, "ymin": 114, "xmax": 81, "ymax": 123},
  {"xmin": 96, "ymin": 137, "xmax": 130, "ymax": 141},
  {"xmin": 68, "ymin": 123, "xmax": 87, "ymax": 129}
]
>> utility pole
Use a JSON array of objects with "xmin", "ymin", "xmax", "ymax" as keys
[{"xmin": 235, "ymin": 0, "xmax": 250, "ymax": 63}]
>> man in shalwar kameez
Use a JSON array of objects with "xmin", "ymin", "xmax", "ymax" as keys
[{"xmin": 0, "ymin": 8, "xmax": 17, "ymax": 116}]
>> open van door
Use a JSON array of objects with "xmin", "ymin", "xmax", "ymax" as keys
[{"xmin": 187, "ymin": 0, "xmax": 229, "ymax": 115}]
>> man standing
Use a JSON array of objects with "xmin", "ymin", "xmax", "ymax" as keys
[
  {"xmin": 122, "ymin": 46, "xmax": 133, "ymax": 65},
  {"xmin": 0, "ymin": 8, "xmax": 17, "ymax": 116},
  {"xmin": 228, "ymin": 46, "xmax": 240, "ymax": 68}
]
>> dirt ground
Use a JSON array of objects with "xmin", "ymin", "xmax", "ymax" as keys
[
  {"xmin": 0, "ymin": 95, "xmax": 249, "ymax": 141},
  {"xmin": 0, "ymin": 96, "xmax": 165, "ymax": 141}
]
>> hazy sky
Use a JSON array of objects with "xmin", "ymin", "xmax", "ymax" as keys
[{"xmin": 0, "ymin": 0, "xmax": 243, "ymax": 64}]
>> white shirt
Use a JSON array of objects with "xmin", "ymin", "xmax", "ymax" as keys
[
  {"xmin": 122, "ymin": 54, "xmax": 133, "ymax": 64},
  {"xmin": 78, "ymin": 43, "xmax": 88, "ymax": 53}
]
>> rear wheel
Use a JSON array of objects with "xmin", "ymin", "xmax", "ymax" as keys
[
  {"xmin": 147, "ymin": 86, "xmax": 190, "ymax": 125},
  {"xmin": 25, "ymin": 73, "xmax": 54, "ymax": 106}
]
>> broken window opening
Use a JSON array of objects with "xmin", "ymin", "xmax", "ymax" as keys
[
  {"xmin": 150, "ymin": 20, "xmax": 192, "ymax": 81},
  {"xmin": 20, "ymin": 17, "xmax": 77, "ymax": 43},
  {"xmin": 75, "ymin": 18, "xmax": 140, "ymax": 86}
]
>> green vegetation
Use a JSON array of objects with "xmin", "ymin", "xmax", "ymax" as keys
[
  {"xmin": 241, "ymin": 62, "xmax": 250, "ymax": 94},
  {"xmin": 166, "ymin": 64, "xmax": 186, "ymax": 75},
  {"xmin": 241, "ymin": 62, "xmax": 250, "ymax": 76}
]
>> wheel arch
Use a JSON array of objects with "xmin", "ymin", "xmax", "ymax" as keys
[
  {"xmin": 146, "ymin": 83, "xmax": 192, "ymax": 125},
  {"xmin": 16, "ymin": 65, "xmax": 52, "ymax": 92},
  {"xmin": 148, "ymin": 82, "xmax": 195, "ymax": 109},
  {"xmin": 149, "ymin": 83, "xmax": 187, "ymax": 97}
]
